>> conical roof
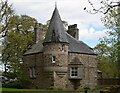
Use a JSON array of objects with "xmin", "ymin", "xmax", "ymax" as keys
[{"xmin": 44, "ymin": 6, "xmax": 68, "ymax": 43}]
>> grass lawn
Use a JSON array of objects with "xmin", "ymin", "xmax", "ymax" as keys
[
  {"xmin": 1, "ymin": 88, "xmax": 45, "ymax": 92},
  {"xmin": 1, "ymin": 87, "xmax": 100, "ymax": 92},
  {"xmin": 1, "ymin": 88, "xmax": 84, "ymax": 92}
]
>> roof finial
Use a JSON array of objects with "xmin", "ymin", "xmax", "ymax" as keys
[{"xmin": 55, "ymin": 1, "xmax": 57, "ymax": 8}]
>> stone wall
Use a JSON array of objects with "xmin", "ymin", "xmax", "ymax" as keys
[
  {"xmin": 43, "ymin": 43, "xmax": 68, "ymax": 66},
  {"xmin": 43, "ymin": 42, "xmax": 68, "ymax": 89},
  {"xmin": 23, "ymin": 53, "xmax": 44, "ymax": 89},
  {"xmin": 23, "ymin": 43, "xmax": 97, "ymax": 90},
  {"xmin": 67, "ymin": 53, "xmax": 97, "ymax": 89}
]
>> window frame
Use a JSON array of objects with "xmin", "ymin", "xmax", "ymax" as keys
[{"xmin": 70, "ymin": 67, "xmax": 78, "ymax": 78}]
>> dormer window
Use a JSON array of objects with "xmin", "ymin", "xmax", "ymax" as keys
[
  {"xmin": 70, "ymin": 67, "xmax": 78, "ymax": 78},
  {"xmin": 52, "ymin": 56, "xmax": 56, "ymax": 63}
]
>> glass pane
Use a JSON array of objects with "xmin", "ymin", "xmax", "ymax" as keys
[{"xmin": 70, "ymin": 67, "xmax": 78, "ymax": 77}]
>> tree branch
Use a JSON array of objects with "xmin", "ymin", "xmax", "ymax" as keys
[{"xmin": 84, "ymin": 0, "xmax": 120, "ymax": 14}]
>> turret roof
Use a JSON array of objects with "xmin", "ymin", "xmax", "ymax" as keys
[{"xmin": 44, "ymin": 6, "xmax": 68, "ymax": 43}]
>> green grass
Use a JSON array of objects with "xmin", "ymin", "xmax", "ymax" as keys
[
  {"xmin": 1, "ymin": 87, "xmax": 100, "ymax": 92},
  {"xmin": 1, "ymin": 88, "xmax": 83, "ymax": 92},
  {"xmin": 2, "ymin": 88, "xmax": 45, "ymax": 92}
]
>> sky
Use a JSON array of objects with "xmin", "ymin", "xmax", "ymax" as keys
[{"xmin": 7, "ymin": 0, "xmax": 109, "ymax": 48}]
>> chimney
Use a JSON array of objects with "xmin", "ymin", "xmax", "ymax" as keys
[
  {"xmin": 34, "ymin": 23, "xmax": 44, "ymax": 43},
  {"xmin": 67, "ymin": 24, "xmax": 79, "ymax": 40}
]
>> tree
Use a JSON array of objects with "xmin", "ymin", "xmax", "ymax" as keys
[
  {"xmin": 84, "ymin": 0, "xmax": 120, "ymax": 14},
  {"xmin": 101, "ymin": 6, "xmax": 120, "ymax": 77},
  {"xmin": 85, "ymin": 0, "xmax": 120, "ymax": 78},
  {"xmin": 0, "ymin": 0, "xmax": 14, "ymax": 74},
  {"xmin": 2, "ymin": 15, "xmax": 37, "ymax": 74},
  {"xmin": 2, "ymin": 14, "xmax": 48, "ymax": 77},
  {"xmin": 94, "ymin": 41, "xmax": 119, "ymax": 78},
  {"xmin": 0, "ymin": 0, "xmax": 14, "ymax": 37}
]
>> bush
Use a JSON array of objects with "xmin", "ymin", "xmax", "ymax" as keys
[
  {"xmin": 2, "ymin": 81, "xmax": 23, "ymax": 89},
  {"xmin": 46, "ymin": 86, "xmax": 54, "ymax": 90},
  {"xmin": 19, "ymin": 79, "xmax": 31, "ymax": 88}
]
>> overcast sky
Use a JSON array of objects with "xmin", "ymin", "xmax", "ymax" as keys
[{"xmin": 7, "ymin": 0, "xmax": 110, "ymax": 48}]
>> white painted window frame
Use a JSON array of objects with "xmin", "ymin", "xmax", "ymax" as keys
[{"xmin": 70, "ymin": 67, "xmax": 78, "ymax": 78}]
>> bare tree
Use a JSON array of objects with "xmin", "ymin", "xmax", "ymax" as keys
[
  {"xmin": 84, "ymin": 0, "xmax": 120, "ymax": 14},
  {"xmin": 0, "ymin": 0, "xmax": 14, "ymax": 37}
]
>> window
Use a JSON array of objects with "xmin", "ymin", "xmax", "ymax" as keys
[
  {"xmin": 29, "ymin": 67, "xmax": 36, "ymax": 78},
  {"xmin": 70, "ymin": 67, "xmax": 78, "ymax": 77},
  {"xmin": 52, "ymin": 56, "xmax": 56, "ymax": 63},
  {"xmin": 61, "ymin": 44, "xmax": 65, "ymax": 52},
  {"xmin": 29, "ymin": 67, "xmax": 32, "ymax": 78},
  {"xmin": 32, "ymin": 67, "xmax": 36, "ymax": 77}
]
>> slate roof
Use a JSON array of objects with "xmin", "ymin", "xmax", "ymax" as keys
[
  {"xmin": 24, "ymin": 33, "xmax": 95, "ymax": 55},
  {"xmin": 66, "ymin": 33, "xmax": 95, "ymax": 54},
  {"xmin": 44, "ymin": 6, "xmax": 68, "ymax": 43},
  {"xmin": 24, "ymin": 40, "xmax": 43, "ymax": 55}
]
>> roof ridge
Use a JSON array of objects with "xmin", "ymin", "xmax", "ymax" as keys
[{"xmin": 66, "ymin": 32, "xmax": 79, "ymax": 42}]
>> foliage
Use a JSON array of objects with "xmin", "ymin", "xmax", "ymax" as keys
[
  {"xmin": 2, "ymin": 15, "xmax": 37, "ymax": 74},
  {"xmin": 94, "ymin": 5, "xmax": 120, "ymax": 78},
  {"xmin": 2, "ymin": 65, "xmax": 31, "ymax": 89},
  {"xmin": 95, "ymin": 38, "xmax": 119, "ymax": 78},
  {"xmin": 102, "ymin": 6, "xmax": 120, "ymax": 77},
  {"xmin": 2, "ymin": 76, "xmax": 31, "ymax": 89},
  {"xmin": 2, "ymin": 72, "xmax": 17, "ymax": 79},
  {"xmin": 2, "ymin": 81, "xmax": 23, "ymax": 89}
]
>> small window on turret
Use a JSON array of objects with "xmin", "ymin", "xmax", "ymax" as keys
[
  {"xmin": 61, "ymin": 44, "xmax": 65, "ymax": 52},
  {"xmin": 52, "ymin": 56, "xmax": 56, "ymax": 63}
]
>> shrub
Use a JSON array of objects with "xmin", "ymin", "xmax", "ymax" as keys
[
  {"xmin": 46, "ymin": 86, "xmax": 54, "ymax": 90},
  {"xmin": 2, "ymin": 81, "xmax": 23, "ymax": 89},
  {"xmin": 19, "ymin": 78, "xmax": 31, "ymax": 88}
]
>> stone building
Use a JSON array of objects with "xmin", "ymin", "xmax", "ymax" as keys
[{"xmin": 23, "ymin": 6, "xmax": 97, "ymax": 90}]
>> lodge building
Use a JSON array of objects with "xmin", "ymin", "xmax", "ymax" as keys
[{"xmin": 23, "ymin": 6, "xmax": 97, "ymax": 90}]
